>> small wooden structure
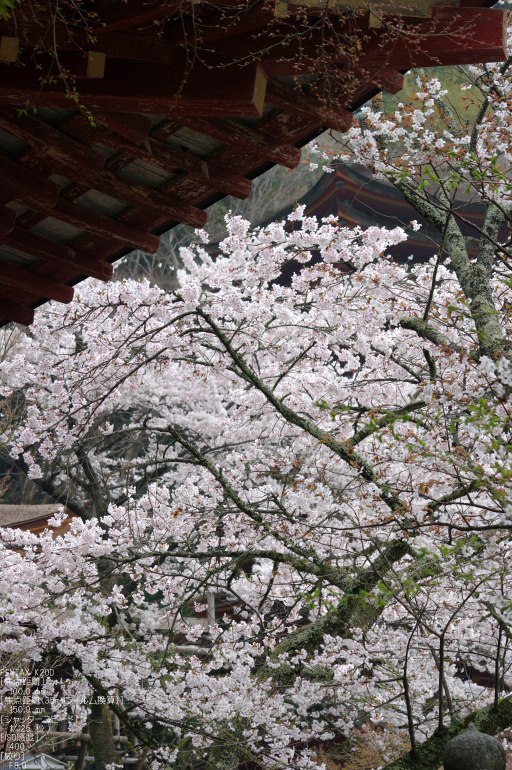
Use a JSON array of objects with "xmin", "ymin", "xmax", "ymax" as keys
[
  {"xmin": 0, "ymin": 504, "xmax": 74, "ymax": 536},
  {"xmin": 0, "ymin": 0, "xmax": 507, "ymax": 326}
]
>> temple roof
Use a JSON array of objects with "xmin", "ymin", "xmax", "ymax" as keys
[
  {"xmin": 259, "ymin": 163, "xmax": 493, "ymax": 266},
  {"xmin": 0, "ymin": 503, "xmax": 62, "ymax": 527},
  {"xmin": 0, "ymin": 0, "xmax": 507, "ymax": 326},
  {"xmin": 0, "ymin": 503, "xmax": 76, "ymax": 537}
]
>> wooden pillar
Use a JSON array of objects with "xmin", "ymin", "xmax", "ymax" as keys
[
  {"xmin": 207, "ymin": 592, "xmax": 215, "ymax": 628},
  {"xmin": 75, "ymin": 729, "xmax": 88, "ymax": 770}
]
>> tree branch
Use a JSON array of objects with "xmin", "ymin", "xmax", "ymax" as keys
[
  {"xmin": 351, "ymin": 401, "xmax": 426, "ymax": 446},
  {"xmin": 8, "ymin": 454, "xmax": 93, "ymax": 521},
  {"xmin": 196, "ymin": 309, "xmax": 408, "ymax": 516},
  {"xmin": 399, "ymin": 318, "xmax": 469, "ymax": 357}
]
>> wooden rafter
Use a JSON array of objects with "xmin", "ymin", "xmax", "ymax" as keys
[
  {"xmin": 57, "ymin": 167, "xmax": 208, "ymax": 228},
  {"xmin": 0, "ymin": 299, "xmax": 34, "ymax": 326},
  {"xmin": 68, "ymin": 101, "xmax": 329, "ymax": 266},
  {"xmin": 100, "ymin": 135, "xmax": 253, "ymax": 200},
  {"xmin": 265, "ymin": 78, "xmax": 353, "ymax": 132},
  {"xmin": 14, "ymin": 142, "xmax": 208, "ymax": 229},
  {"xmin": 177, "ymin": 117, "xmax": 302, "ymax": 169},
  {"xmin": 0, "ymin": 108, "xmax": 105, "ymax": 173},
  {"xmin": 89, "ymin": 0, "xmax": 183, "ymax": 34},
  {"xmin": 96, "ymin": 113, "xmax": 152, "ymax": 145},
  {"xmin": 55, "ymin": 113, "xmax": 253, "ymax": 199},
  {"xmin": 365, "ymin": 67, "xmax": 404, "ymax": 94},
  {"xmin": 0, "ymin": 206, "xmax": 15, "ymax": 238},
  {"xmin": 4, "ymin": 227, "xmax": 113, "ymax": 282},
  {"xmin": 5, "ymin": 117, "xmax": 162, "ymax": 242},
  {"xmin": 36, "ymin": 199, "xmax": 160, "ymax": 253},
  {"xmin": 0, "ymin": 260, "xmax": 74, "ymax": 303},
  {"xmin": 0, "ymin": 155, "xmax": 61, "ymax": 210},
  {"xmin": 0, "ymin": 57, "xmax": 268, "ymax": 118},
  {"xmin": 69, "ymin": 107, "xmax": 322, "ymax": 271}
]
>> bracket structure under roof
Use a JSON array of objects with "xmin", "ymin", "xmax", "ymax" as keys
[{"xmin": 0, "ymin": 0, "xmax": 507, "ymax": 326}]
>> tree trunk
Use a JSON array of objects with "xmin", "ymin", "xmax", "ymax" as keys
[{"xmin": 89, "ymin": 701, "xmax": 120, "ymax": 770}]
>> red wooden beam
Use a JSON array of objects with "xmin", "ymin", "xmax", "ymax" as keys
[
  {"xmin": 0, "ymin": 56, "xmax": 267, "ymax": 118},
  {"xmin": 59, "ymin": 113, "xmax": 110, "ymax": 146},
  {"xmin": 33, "ymin": 102, "xmax": 312, "ymax": 281},
  {"xmin": 0, "ymin": 154, "xmax": 61, "ymax": 210},
  {"xmin": 0, "ymin": 20, "xmax": 174, "ymax": 65},
  {"xmin": 353, "ymin": 8, "xmax": 507, "ymax": 69},
  {"xmin": 5, "ymin": 227, "xmax": 113, "ymax": 282},
  {"xmin": 3, "ymin": 6, "xmax": 505, "ymax": 72},
  {"xmin": 54, "ymin": 199, "xmax": 161, "ymax": 253},
  {"xmin": 0, "ymin": 298, "xmax": 34, "ymax": 326},
  {"xmin": 29, "ymin": 199, "xmax": 161, "ymax": 254},
  {"xmin": 151, "ymin": 119, "xmax": 181, "ymax": 141},
  {"xmin": 89, "ymin": 0, "xmax": 182, "ymax": 34},
  {"xmin": 0, "ymin": 206, "xmax": 15, "ymax": 239},
  {"xmin": 11, "ymin": 115, "xmax": 198, "ymax": 237},
  {"xmin": 98, "ymin": 133, "xmax": 252, "ymax": 199},
  {"xmin": 60, "ymin": 112, "xmax": 124, "ymax": 147},
  {"xmin": 168, "ymin": 3, "xmax": 274, "ymax": 47},
  {"xmin": 1, "ymin": 57, "xmax": 395, "ymax": 320},
  {"xmin": 370, "ymin": 67, "xmax": 404, "ymax": 95},
  {"xmin": 304, "ymin": 65, "xmax": 403, "ymax": 110},
  {"xmin": 340, "ymin": 65, "xmax": 404, "ymax": 94},
  {"xmin": 265, "ymin": 78, "xmax": 353, "ymax": 132},
  {"xmin": 0, "ymin": 260, "xmax": 74, "ymax": 303},
  {"xmin": 433, "ymin": 5, "xmax": 507, "ymax": 59},
  {"xmin": 261, "ymin": 59, "xmax": 320, "ymax": 77},
  {"xmin": 8, "ymin": 147, "xmax": 81, "ymax": 232},
  {"xmin": 210, "ymin": 7, "xmax": 506, "ymax": 70},
  {"xmin": 64, "ymin": 165, "xmax": 208, "ymax": 228},
  {"xmin": 77, "ymin": 98, "xmax": 321, "ymax": 263},
  {"xmin": 210, "ymin": 14, "xmax": 357, "ymax": 62},
  {"xmin": 0, "ymin": 108, "xmax": 105, "ymax": 174},
  {"xmin": 96, "ymin": 112, "xmax": 152, "ymax": 145},
  {"xmin": 178, "ymin": 117, "xmax": 301, "ymax": 169}
]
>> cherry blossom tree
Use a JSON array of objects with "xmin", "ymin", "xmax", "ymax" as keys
[{"xmin": 2, "ymin": 31, "xmax": 512, "ymax": 770}]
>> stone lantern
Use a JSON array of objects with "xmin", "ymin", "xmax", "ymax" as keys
[{"xmin": 444, "ymin": 724, "xmax": 506, "ymax": 770}]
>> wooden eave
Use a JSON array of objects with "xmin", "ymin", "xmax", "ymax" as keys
[
  {"xmin": 0, "ymin": 0, "xmax": 507, "ymax": 326},
  {"xmin": 0, "ymin": 503, "xmax": 76, "ymax": 535}
]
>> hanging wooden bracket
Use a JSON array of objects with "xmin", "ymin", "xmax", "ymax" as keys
[
  {"xmin": 0, "ymin": 36, "xmax": 18, "ymax": 62},
  {"xmin": 87, "ymin": 51, "xmax": 106, "ymax": 78}
]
